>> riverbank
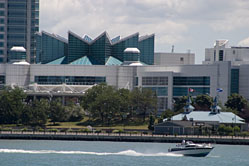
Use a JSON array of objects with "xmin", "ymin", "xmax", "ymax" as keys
[{"xmin": 1, "ymin": 131, "xmax": 249, "ymax": 145}]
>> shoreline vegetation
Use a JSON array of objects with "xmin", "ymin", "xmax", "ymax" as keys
[{"xmin": 1, "ymin": 85, "xmax": 249, "ymax": 142}]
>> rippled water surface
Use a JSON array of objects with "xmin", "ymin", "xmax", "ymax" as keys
[{"xmin": 0, "ymin": 140, "xmax": 248, "ymax": 166}]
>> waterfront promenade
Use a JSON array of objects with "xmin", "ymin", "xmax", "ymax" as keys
[{"xmin": 0, "ymin": 131, "xmax": 249, "ymax": 145}]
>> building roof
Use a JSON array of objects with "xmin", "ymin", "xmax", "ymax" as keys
[
  {"xmin": 46, "ymin": 56, "xmax": 66, "ymax": 65},
  {"xmin": 10, "ymin": 46, "xmax": 26, "ymax": 52},
  {"xmin": 124, "ymin": 48, "xmax": 140, "ymax": 54},
  {"xmin": 170, "ymin": 111, "xmax": 245, "ymax": 124},
  {"xmin": 70, "ymin": 56, "xmax": 92, "ymax": 65},
  {"xmin": 105, "ymin": 56, "xmax": 122, "ymax": 66}
]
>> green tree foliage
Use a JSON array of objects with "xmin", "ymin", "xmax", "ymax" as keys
[
  {"xmin": 49, "ymin": 98, "xmax": 66, "ymax": 124},
  {"xmin": 160, "ymin": 109, "xmax": 174, "ymax": 119},
  {"xmin": 225, "ymin": 93, "xmax": 248, "ymax": 112},
  {"xmin": 131, "ymin": 88, "xmax": 157, "ymax": 122},
  {"xmin": 173, "ymin": 96, "xmax": 188, "ymax": 112},
  {"xmin": 0, "ymin": 87, "xmax": 26, "ymax": 124},
  {"xmin": 81, "ymin": 84, "xmax": 120, "ymax": 124},
  {"xmin": 116, "ymin": 88, "xmax": 131, "ymax": 121},
  {"xmin": 64, "ymin": 104, "xmax": 85, "ymax": 122},
  {"xmin": 148, "ymin": 115, "xmax": 155, "ymax": 130},
  {"xmin": 22, "ymin": 99, "xmax": 49, "ymax": 127},
  {"xmin": 194, "ymin": 94, "xmax": 213, "ymax": 111}
]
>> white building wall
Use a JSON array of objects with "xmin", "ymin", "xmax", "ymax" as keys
[
  {"xmin": 239, "ymin": 64, "xmax": 249, "ymax": 100},
  {"xmin": 30, "ymin": 65, "xmax": 119, "ymax": 87},
  {"xmin": 154, "ymin": 53, "xmax": 195, "ymax": 65},
  {"xmin": 0, "ymin": 61, "xmax": 232, "ymax": 109},
  {"xmin": 5, "ymin": 64, "xmax": 30, "ymax": 87}
]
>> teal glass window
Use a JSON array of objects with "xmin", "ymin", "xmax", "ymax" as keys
[
  {"xmin": 0, "ymin": 3, "xmax": 4, "ymax": 8},
  {"xmin": 41, "ymin": 32, "xmax": 68, "ymax": 64},
  {"xmin": 35, "ymin": 76, "xmax": 106, "ymax": 85},
  {"xmin": 142, "ymin": 77, "xmax": 168, "ymax": 85},
  {"xmin": 157, "ymin": 97, "xmax": 168, "ymax": 110},
  {"xmin": 0, "ymin": 42, "xmax": 4, "ymax": 47},
  {"xmin": 0, "ymin": 18, "xmax": 4, "ymax": 24},
  {"xmin": 231, "ymin": 69, "xmax": 239, "ymax": 94},
  {"xmin": 68, "ymin": 32, "xmax": 89, "ymax": 63},
  {"xmin": 219, "ymin": 50, "xmax": 224, "ymax": 61},
  {"xmin": 0, "ymin": 34, "xmax": 4, "ymax": 39},
  {"xmin": 0, "ymin": 50, "xmax": 3, "ymax": 55},
  {"xmin": 173, "ymin": 77, "xmax": 210, "ymax": 86},
  {"xmin": 0, "ymin": 11, "xmax": 4, "ymax": 16},
  {"xmin": 143, "ymin": 87, "xmax": 168, "ymax": 96},
  {"xmin": 111, "ymin": 33, "xmax": 139, "ymax": 62},
  {"xmin": 173, "ymin": 87, "xmax": 210, "ymax": 96},
  {"xmin": 139, "ymin": 35, "xmax": 154, "ymax": 65},
  {"xmin": 0, "ymin": 75, "xmax": 5, "ymax": 84},
  {"xmin": 0, "ymin": 26, "xmax": 4, "ymax": 32}
]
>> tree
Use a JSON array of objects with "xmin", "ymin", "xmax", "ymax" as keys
[
  {"xmin": 161, "ymin": 109, "xmax": 174, "ymax": 120},
  {"xmin": 81, "ymin": 84, "xmax": 120, "ymax": 124},
  {"xmin": 0, "ymin": 87, "xmax": 26, "ymax": 124},
  {"xmin": 64, "ymin": 104, "xmax": 85, "ymax": 122},
  {"xmin": 49, "ymin": 98, "xmax": 66, "ymax": 124},
  {"xmin": 130, "ymin": 88, "xmax": 157, "ymax": 122},
  {"xmin": 194, "ymin": 94, "xmax": 213, "ymax": 111},
  {"xmin": 173, "ymin": 96, "xmax": 188, "ymax": 112},
  {"xmin": 148, "ymin": 115, "xmax": 155, "ymax": 130},
  {"xmin": 225, "ymin": 94, "xmax": 248, "ymax": 112},
  {"xmin": 116, "ymin": 88, "xmax": 132, "ymax": 121},
  {"xmin": 22, "ymin": 99, "xmax": 49, "ymax": 127}
]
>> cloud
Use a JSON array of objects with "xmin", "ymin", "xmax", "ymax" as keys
[
  {"xmin": 238, "ymin": 37, "xmax": 249, "ymax": 46},
  {"xmin": 40, "ymin": 0, "xmax": 249, "ymax": 51}
]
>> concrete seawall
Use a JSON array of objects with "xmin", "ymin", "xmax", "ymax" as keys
[{"xmin": 1, "ymin": 131, "xmax": 249, "ymax": 145}]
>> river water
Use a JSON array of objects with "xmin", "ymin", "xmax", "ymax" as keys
[{"xmin": 0, "ymin": 140, "xmax": 248, "ymax": 166}]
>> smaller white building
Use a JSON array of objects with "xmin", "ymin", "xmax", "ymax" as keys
[
  {"xmin": 204, "ymin": 40, "xmax": 249, "ymax": 66},
  {"xmin": 154, "ymin": 52, "xmax": 195, "ymax": 65}
]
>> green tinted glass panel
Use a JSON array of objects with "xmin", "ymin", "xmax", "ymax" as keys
[
  {"xmin": 173, "ymin": 87, "xmax": 210, "ymax": 96},
  {"xmin": 173, "ymin": 77, "xmax": 210, "ymax": 86},
  {"xmin": 231, "ymin": 69, "xmax": 239, "ymax": 94},
  {"xmin": 35, "ymin": 76, "xmax": 106, "ymax": 85}
]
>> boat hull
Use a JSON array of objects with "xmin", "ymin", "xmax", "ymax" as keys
[{"xmin": 169, "ymin": 147, "xmax": 214, "ymax": 157}]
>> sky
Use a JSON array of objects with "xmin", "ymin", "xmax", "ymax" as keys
[{"xmin": 40, "ymin": 0, "xmax": 249, "ymax": 64}]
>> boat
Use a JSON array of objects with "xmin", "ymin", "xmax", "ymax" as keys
[{"xmin": 168, "ymin": 140, "xmax": 214, "ymax": 157}]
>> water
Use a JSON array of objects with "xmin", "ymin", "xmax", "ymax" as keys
[{"xmin": 0, "ymin": 140, "xmax": 248, "ymax": 166}]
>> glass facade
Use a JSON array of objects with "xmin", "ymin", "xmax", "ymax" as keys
[
  {"xmin": 143, "ymin": 87, "xmax": 168, "ymax": 96},
  {"xmin": 219, "ymin": 50, "xmax": 224, "ymax": 61},
  {"xmin": 90, "ymin": 32, "xmax": 111, "ymax": 65},
  {"xmin": 37, "ymin": 31, "xmax": 68, "ymax": 64},
  {"xmin": 6, "ymin": 0, "xmax": 39, "ymax": 63},
  {"xmin": 173, "ymin": 76, "xmax": 210, "ymax": 86},
  {"xmin": 139, "ymin": 35, "xmax": 154, "ymax": 65},
  {"xmin": 231, "ymin": 69, "xmax": 239, "ymax": 94},
  {"xmin": 142, "ymin": 76, "xmax": 168, "ymax": 86},
  {"xmin": 157, "ymin": 97, "xmax": 168, "ymax": 111},
  {"xmin": 68, "ymin": 32, "xmax": 89, "ymax": 63},
  {"xmin": 39, "ymin": 32, "xmax": 155, "ymax": 65},
  {"xmin": 124, "ymin": 52, "xmax": 139, "ymax": 62},
  {"xmin": 0, "ymin": 75, "xmax": 5, "ymax": 84},
  {"xmin": 111, "ymin": 33, "xmax": 139, "ymax": 62},
  {"xmin": 173, "ymin": 87, "xmax": 210, "ymax": 96},
  {"xmin": 35, "ymin": 76, "xmax": 106, "ymax": 85}
]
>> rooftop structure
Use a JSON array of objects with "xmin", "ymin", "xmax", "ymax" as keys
[{"xmin": 36, "ymin": 31, "xmax": 154, "ymax": 65}]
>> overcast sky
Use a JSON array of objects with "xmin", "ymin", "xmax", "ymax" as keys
[{"xmin": 40, "ymin": 0, "xmax": 249, "ymax": 64}]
